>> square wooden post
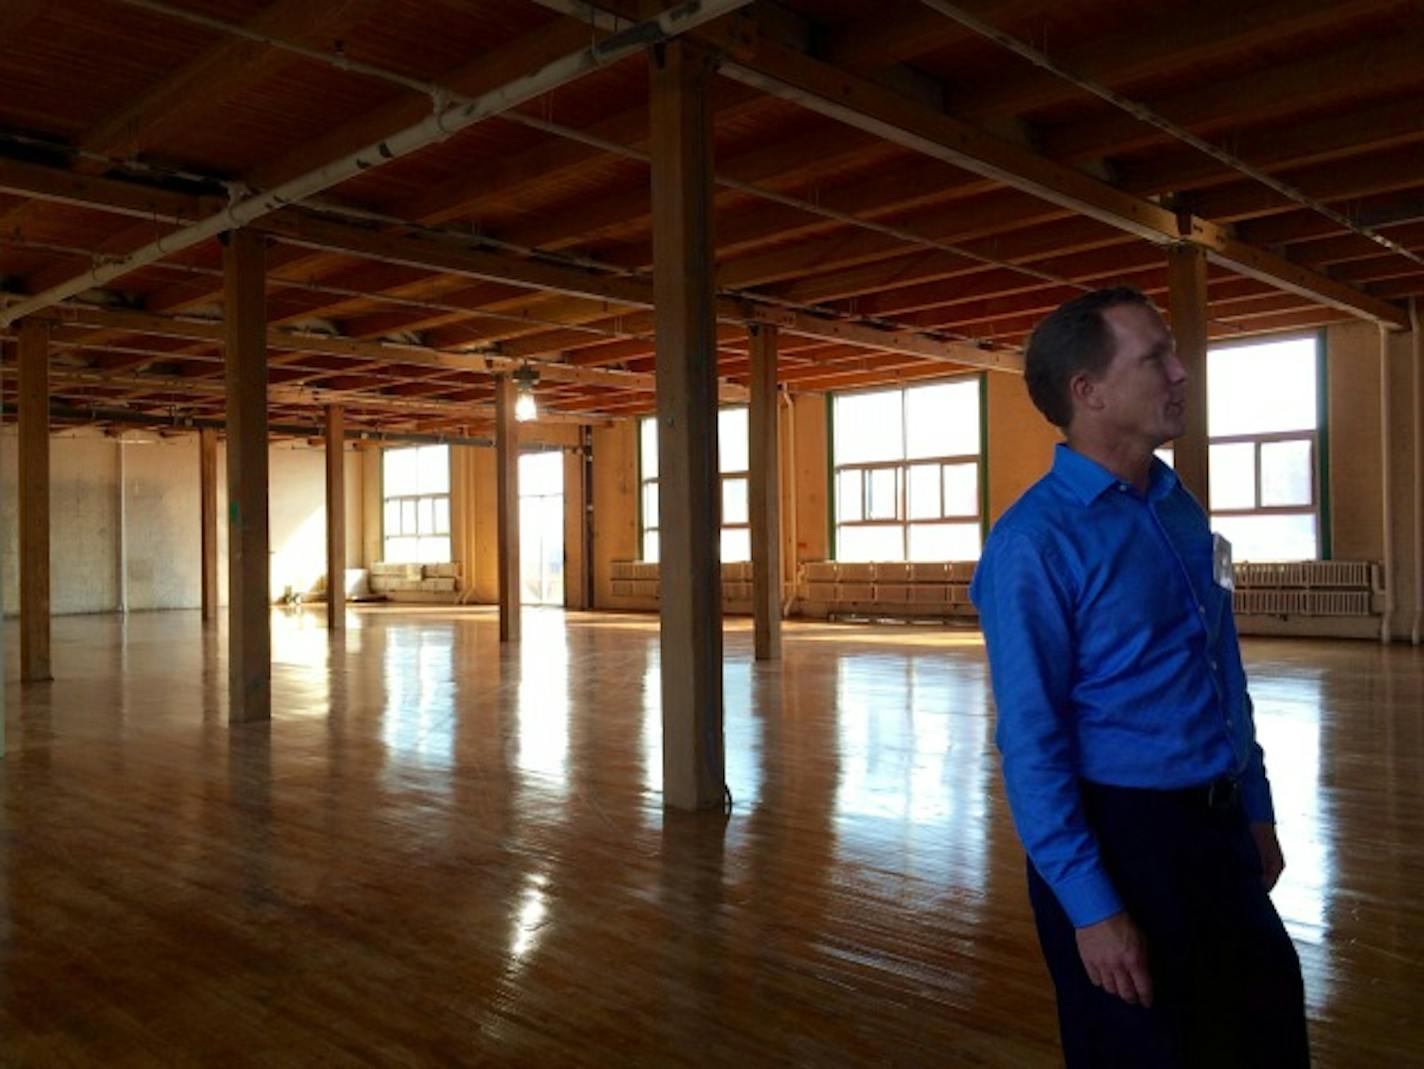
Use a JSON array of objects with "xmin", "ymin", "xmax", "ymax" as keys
[
  {"xmin": 325, "ymin": 404, "xmax": 346, "ymax": 632},
  {"xmin": 199, "ymin": 427, "xmax": 219, "ymax": 623},
  {"xmin": 495, "ymin": 375, "xmax": 521, "ymax": 643},
  {"xmin": 1168, "ymin": 244, "xmax": 1210, "ymax": 504},
  {"xmin": 18, "ymin": 318, "xmax": 51, "ymax": 683},
  {"xmin": 749, "ymin": 323, "xmax": 782, "ymax": 661},
  {"xmin": 651, "ymin": 40, "xmax": 725, "ymax": 810},
  {"xmin": 224, "ymin": 229, "xmax": 271, "ymax": 723}
]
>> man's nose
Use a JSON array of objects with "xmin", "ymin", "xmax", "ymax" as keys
[{"xmin": 1167, "ymin": 354, "xmax": 1189, "ymax": 384}]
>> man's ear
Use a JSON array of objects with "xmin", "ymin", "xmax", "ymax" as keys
[{"xmin": 1069, "ymin": 371, "xmax": 1101, "ymax": 414}]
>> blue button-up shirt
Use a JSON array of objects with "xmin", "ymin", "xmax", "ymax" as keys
[{"xmin": 970, "ymin": 444, "xmax": 1273, "ymax": 927}]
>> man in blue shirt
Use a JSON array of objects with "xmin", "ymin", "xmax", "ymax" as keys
[{"xmin": 971, "ymin": 288, "xmax": 1308, "ymax": 1066}]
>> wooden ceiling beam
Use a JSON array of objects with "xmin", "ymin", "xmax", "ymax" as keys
[
  {"xmin": 1239, "ymin": 191, "xmax": 1424, "ymax": 248},
  {"xmin": 950, "ymin": 0, "xmax": 1404, "ymax": 124},
  {"xmin": 709, "ymin": 16, "xmax": 1408, "ymax": 329},
  {"xmin": 1115, "ymin": 95, "xmax": 1424, "ymax": 201},
  {"xmin": 1185, "ymin": 143, "xmax": 1424, "ymax": 225},
  {"xmin": 0, "ymin": 158, "xmax": 219, "ymax": 223},
  {"xmin": 251, "ymin": 210, "xmax": 1017, "ymax": 370},
  {"xmin": 35, "ymin": 303, "xmax": 731, "ymax": 398},
  {"xmin": 74, "ymin": 0, "xmax": 386, "ymax": 170},
  {"xmin": 821, "ymin": 0, "xmax": 1042, "ymax": 70},
  {"xmin": 1040, "ymin": 26, "xmax": 1424, "ymax": 164}
]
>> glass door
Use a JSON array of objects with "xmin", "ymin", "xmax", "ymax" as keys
[{"xmin": 518, "ymin": 451, "xmax": 564, "ymax": 606}]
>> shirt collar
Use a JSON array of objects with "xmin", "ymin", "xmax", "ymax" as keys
[{"xmin": 1051, "ymin": 442, "xmax": 1180, "ymax": 505}]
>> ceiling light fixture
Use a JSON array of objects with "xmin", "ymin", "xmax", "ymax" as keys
[{"xmin": 512, "ymin": 362, "xmax": 539, "ymax": 422}]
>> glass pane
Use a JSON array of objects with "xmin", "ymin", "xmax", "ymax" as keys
[
  {"xmin": 642, "ymin": 482, "xmax": 659, "ymax": 528},
  {"xmin": 1210, "ymin": 513, "xmax": 1317, "ymax": 562},
  {"xmin": 385, "ymin": 536, "xmax": 417, "ymax": 563},
  {"xmin": 942, "ymin": 463, "xmax": 978, "ymax": 518},
  {"xmin": 432, "ymin": 496, "xmax": 450, "ymax": 535},
  {"xmin": 418, "ymin": 536, "xmax": 451, "ymax": 564},
  {"xmin": 417, "ymin": 445, "xmax": 450, "ymax": 494},
  {"xmin": 384, "ymin": 500, "xmax": 400, "ymax": 538},
  {"xmin": 418, "ymin": 497, "xmax": 435, "ymax": 535},
  {"xmin": 643, "ymin": 529, "xmax": 659, "ymax": 564},
  {"xmin": 721, "ymin": 527, "xmax": 750, "ymax": 563},
  {"xmin": 866, "ymin": 468, "xmax": 899, "ymax": 520},
  {"xmin": 1209, "ymin": 442, "xmax": 1256, "ymax": 510},
  {"xmin": 908, "ymin": 522, "xmax": 981, "ymax": 562},
  {"xmin": 907, "ymin": 463, "xmax": 940, "ymax": 519},
  {"xmin": 401, "ymin": 499, "xmax": 418, "ymax": 534},
  {"xmin": 833, "ymin": 390, "xmax": 903, "ymax": 464},
  {"xmin": 723, "ymin": 477, "xmax": 749, "ymax": 524},
  {"xmin": 905, "ymin": 380, "xmax": 978, "ymax": 458},
  {"xmin": 640, "ymin": 417, "xmax": 658, "ymax": 480},
  {"xmin": 719, "ymin": 407, "xmax": 748, "ymax": 473},
  {"xmin": 520, "ymin": 451, "xmax": 562, "ymax": 495},
  {"xmin": 1259, "ymin": 439, "xmax": 1313, "ymax": 507},
  {"xmin": 837, "ymin": 525, "xmax": 905, "ymax": 562},
  {"xmin": 1208, "ymin": 338, "xmax": 1317, "ymax": 437},
  {"xmin": 836, "ymin": 470, "xmax": 863, "ymax": 522},
  {"xmin": 384, "ymin": 447, "xmax": 418, "ymax": 496}
]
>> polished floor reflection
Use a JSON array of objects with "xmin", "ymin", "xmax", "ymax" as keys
[{"xmin": 1, "ymin": 608, "xmax": 1420, "ymax": 1066}]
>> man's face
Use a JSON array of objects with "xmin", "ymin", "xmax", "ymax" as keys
[{"xmin": 1077, "ymin": 303, "xmax": 1188, "ymax": 448}]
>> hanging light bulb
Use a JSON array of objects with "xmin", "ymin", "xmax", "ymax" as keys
[{"xmin": 512, "ymin": 362, "xmax": 539, "ymax": 422}]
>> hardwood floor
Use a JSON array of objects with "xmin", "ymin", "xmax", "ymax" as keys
[{"xmin": 1, "ymin": 608, "xmax": 1420, "ymax": 1066}]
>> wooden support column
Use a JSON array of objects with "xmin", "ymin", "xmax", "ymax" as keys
[
  {"xmin": 223, "ymin": 229, "xmax": 270, "ymax": 723},
  {"xmin": 17, "ymin": 319, "xmax": 51, "ymax": 683},
  {"xmin": 495, "ymin": 375, "xmax": 520, "ymax": 643},
  {"xmin": 749, "ymin": 323, "xmax": 782, "ymax": 661},
  {"xmin": 324, "ymin": 405, "xmax": 346, "ymax": 632},
  {"xmin": 651, "ymin": 40, "xmax": 725, "ymax": 811},
  {"xmin": 199, "ymin": 427, "xmax": 219, "ymax": 623},
  {"xmin": 1168, "ymin": 244, "xmax": 1210, "ymax": 504}
]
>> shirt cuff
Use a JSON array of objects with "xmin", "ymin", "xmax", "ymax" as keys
[{"xmin": 1050, "ymin": 867, "xmax": 1124, "ymax": 928}]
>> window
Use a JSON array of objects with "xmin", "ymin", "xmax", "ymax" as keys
[
  {"xmin": 639, "ymin": 408, "xmax": 750, "ymax": 563},
  {"xmin": 1206, "ymin": 336, "xmax": 1320, "ymax": 561},
  {"xmin": 832, "ymin": 378, "xmax": 983, "ymax": 562},
  {"xmin": 382, "ymin": 444, "xmax": 451, "ymax": 563}
]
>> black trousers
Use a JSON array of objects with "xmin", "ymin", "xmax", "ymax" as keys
[{"xmin": 1026, "ymin": 782, "xmax": 1310, "ymax": 1068}]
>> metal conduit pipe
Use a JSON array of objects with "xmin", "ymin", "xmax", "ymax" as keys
[
  {"xmin": 1412, "ymin": 298, "xmax": 1422, "ymax": 645},
  {"xmin": 1380, "ymin": 323, "xmax": 1396, "ymax": 644},
  {"xmin": 0, "ymin": 0, "xmax": 754, "ymax": 331},
  {"xmin": 106, "ymin": 0, "xmax": 1073, "ymax": 336},
  {"xmin": 117, "ymin": 438, "xmax": 128, "ymax": 616}
]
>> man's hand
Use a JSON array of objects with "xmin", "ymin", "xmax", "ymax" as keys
[
  {"xmin": 1076, "ymin": 911, "xmax": 1153, "ymax": 1007},
  {"xmin": 1070, "ymin": 916, "xmax": 1150, "ymax": 1007},
  {"xmin": 1251, "ymin": 821, "xmax": 1285, "ymax": 891}
]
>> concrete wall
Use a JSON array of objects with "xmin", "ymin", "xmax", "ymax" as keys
[{"xmin": 1, "ymin": 429, "xmax": 360, "ymax": 616}]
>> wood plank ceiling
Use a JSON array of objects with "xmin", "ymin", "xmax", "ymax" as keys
[{"xmin": 1, "ymin": 0, "xmax": 1420, "ymax": 439}]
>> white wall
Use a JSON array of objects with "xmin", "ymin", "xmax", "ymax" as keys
[{"xmin": 1, "ymin": 428, "xmax": 363, "ymax": 616}]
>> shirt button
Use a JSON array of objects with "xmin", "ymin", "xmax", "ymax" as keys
[
  {"xmin": 1210, "ymin": 659, "xmax": 1219, "ymax": 671},
  {"xmin": 1197, "ymin": 604, "xmax": 1206, "ymax": 615},
  {"xmin": 1117, "ymin": 483, "xmax": 1128, "ymax": 492}
]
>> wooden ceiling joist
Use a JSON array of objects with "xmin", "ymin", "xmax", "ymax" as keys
[
  {"xmin": 3, "ymin": 0, "xmax": 1422, "ymax": 434},
  {"xmin": 708, "ymin": 14, "xmax": 1410, "ymax": 330}
]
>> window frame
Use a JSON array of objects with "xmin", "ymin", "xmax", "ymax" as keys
[
  {"xmin": 380, "ymin": 444, "xmax": 452, "ymax": 564},
  {"xmin": 830, "ymin": 375, "xmax": 985, "ymax": 563},
  {"xmin": 638, "ymin": 407, "xmax": 751, "ymax": 563},
  {"xmin": 1203, "ymin": 331, "xmax": 1324, "ymax": 562}
]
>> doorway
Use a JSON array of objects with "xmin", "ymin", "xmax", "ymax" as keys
[{"xmin": 519, "ymin": 451, "xmax": 564, "ymax": 606}]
